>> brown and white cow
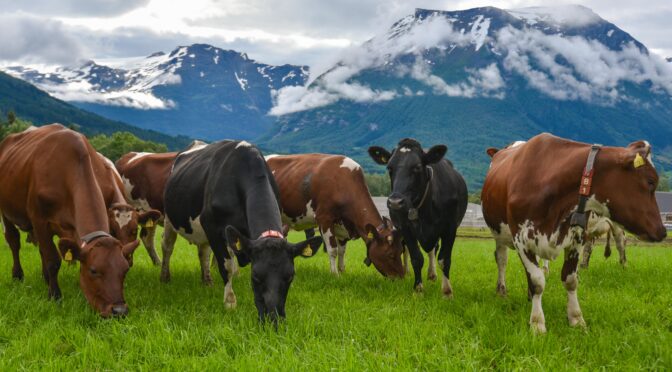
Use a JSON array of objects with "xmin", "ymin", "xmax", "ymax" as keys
[
  {"xmin": 482, "ymin": 133, "xmax": 665, "ymax": 333},
  {"xmin": 266, "ymin": 154, "xmax": 405, "ymax": 278},
  {"xmin": 95, "ymin": 152, "xmax": 161, "ymax": 265},
  {"xmin": 580, "ymin": 218, "xmax": 627, "ymax": 268},
  {"xmin": 115, "ymin": 150, "xmax": 180, "ymax": 265},
  {"xmin": 0, "ymin": 124, "xmax": 140, "ymax": 317}
]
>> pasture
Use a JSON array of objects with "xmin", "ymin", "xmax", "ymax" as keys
[{"xmin": 0, "ymin": 228, "xmax": 669, "ymax": 370}]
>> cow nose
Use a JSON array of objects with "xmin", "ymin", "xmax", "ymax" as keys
[
  {"xmin": 387, "ymin": 197, "xmax": 404, "ymax": 210},
  {"xmin": 111, "ymin": 304, "xmax": 129, "ymax": 317}
]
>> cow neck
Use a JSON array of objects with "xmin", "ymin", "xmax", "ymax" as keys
[
  {"xmin": 245, "ymin": 180, "xmax": 284, "ymax": 239},
  {"xmin": 347, "ymin": 195, "xmax": 385, "ymax": 240},
  {"xmin": 408, "ymin": 166, "xmax": 433, "ymax": 221},
  {"xmin": 570, "ymin": 144, "xmax": 602, "ymax": 230},
  {"xmin": 72, "ymin": 159, "xmax": 111, "ymax": 240}
]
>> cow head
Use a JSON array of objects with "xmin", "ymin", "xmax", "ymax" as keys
[
  {"xmin": 58, "ymin": 236, "xmax": 139, "ymax": 317},
  {"xmin": 364, "ymin": 217, "xmax": 404, "ymax": 278},
  {"xmin": 369, "ymin": 138, "xmax": 445, "ymax": 217},
  {"xmin": 599, "ymin": 141, "xmax": 666, "ymax": 242},
  {"xmin": 107, "ymin": 203, "xmax": 161, "ymax": 265},
  {"xmin": 225, "ymin": 226, "xmax": 322, "ymax": 325}
]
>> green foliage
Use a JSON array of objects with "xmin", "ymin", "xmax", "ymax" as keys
[
  {"xmin": 0, "ymin": 116, "xmax": 31, "ymax": 141},
  {"xmin": 0, "ymin": 229, "xmax": 669, "ymax": 369},
  {"xmin": 6, "ymin": 110, "xmax": 16, "ymax": 124},
  {"xmin": 364, "ymin": 172, "xmax": 390, "ymax": 196},
  {"xmin": 468, "ymin": 190, "xmax": 481, "ymax": 204},
  {"xmin": 89, "ymin": 131, "xmax": 168, "ymax": 161}
]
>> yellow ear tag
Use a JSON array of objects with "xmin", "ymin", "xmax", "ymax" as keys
[
  {"xmin": 367, "ymin": 232, "xmax": 374, "ymax": 240},
  {"xmin": 634, "ymin": 153, "xmax": 645, "ymax": 168},
  {"xmin": 302, "ymin": 247, "xmax": 312, "ymax": 257},
  {"xmin": 144, "ymin": 219, "xmax": 154, "ymax": 228},
  {"xmin": 235, "ymin": 239, "xmax": 242, "ymax": 251},
  {"xmin": 381, "ymin": 157, "xmax": 387, "ymax": 163},
  {"xmin": 64, "ymin": 250, "xmax": 73, "ymax": 262}
]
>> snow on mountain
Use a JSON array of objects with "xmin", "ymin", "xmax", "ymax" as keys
[
  {"xmin": 4, "ymin": 44, "xmax": 309, "ymax": 140},
  {"xmin": 271, "ymin": 6, "xmax": 672, "ymax": 115}
]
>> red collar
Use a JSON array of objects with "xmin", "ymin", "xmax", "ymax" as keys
[{"xmin": 259, "ymin": 230, "xmax": 284, "ymax": 239}]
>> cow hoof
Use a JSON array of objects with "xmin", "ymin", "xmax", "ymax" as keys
[
  {"xmin": 442, "ymin": 290, "xmax": 453, "ymax": 299},
  {"xmin": 579, "ymin": 262, "xmax": 589, "ymax": 269},
  {"xmin": 414, "ymin": 283, "xmax": 424, "ymax": 293},
  {"xmin": 224, "ymin": 295, "xmax": 237, "ymax": 309},
  {"xmin": 496, "ymin": 284, "xmax": 507, "ymax": 297},
  {"xmin": 569, "ymin": 315, "xmax": 586, "ymax": 328},
  {"xmin": 620, "ymin": 261, "xmax": 628, "ymax": 268},
  {"xmin": 160, "ymin": 272, "xmax": 171, "ymax": 283},
  {"xmin": 151, "ymin": 259, "xmax": 162, "ymax": 266},
  {"xmin": 427, "ymin": 273, "xmax": 437, "ymax": 282},
  {"xmin": 530, "ymin": 321, "xmax": 547, "ymax": 334},
  {"xmin": 203, "ymin": 278, "xmax": 214, "ymax": 287},
  {"xmin": 12, "ymin": 269, "xmax": 24, "ymax": 281}
]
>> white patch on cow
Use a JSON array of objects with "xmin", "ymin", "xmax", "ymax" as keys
[
  {"xmin": 180, "ymin": 143, "xmax": 207, "ymax": 156},
  {"xmin": 127, "ymin": 152, "xmax": 153, "ymax": 164},
  {"xmin": 340, "ymin": 157, "xmax": 360, "ymax": 171},
  {"xmin": 399, "ymin": 147, "xmax": 411, "ymax": 153},
  {"xmin": 175, "ymin": 215, "xmax": 209, "ymax": 245},
  {"xmin": 514, "ymin": 220, "xmax": 573, "ymax": 261},
  {"xmin": 642, "ymin": 140, "xmax": 655, "ymax": 168},
  {"xmin": 121, "ymin": 176, "xmax": 152, "ymax": 211},
  {"xmin": 321, "ymin": 228, "xmax": 338, "ymax": 275},
  {"xmin": 114, "ymin": 210, "xmax": 133, "ymax": 229},
  {"xmin": 264, "ymin": 154, "xmax": 280, "ymax": 161},
  {"xmin": 24, "ymin": 125, "xmax": 38, "ymax": 132},
  {"xmin": 283, "ymin": 200, "xmax": 317, "ymax": 231},
  {"xmin": 236, "ymin": 141, "xmax": 252, "ymax": 149},
  {"xmin": 510, "ymin": 140, "xmax": 526, "ymax": 148}
]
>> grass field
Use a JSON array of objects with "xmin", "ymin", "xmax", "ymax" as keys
[{"xmin": 0, "ymin": 228, "xmax": 670, "ymax": 370}]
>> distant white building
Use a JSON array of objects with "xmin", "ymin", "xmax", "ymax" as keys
[{"xmin": 372, "ymin": 197, "xmax": 486, "ymax": 228}]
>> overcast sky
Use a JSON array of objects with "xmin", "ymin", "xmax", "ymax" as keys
[{"xmin": 0, "ymin": 0, "xmax": 670, "ymax": 68}]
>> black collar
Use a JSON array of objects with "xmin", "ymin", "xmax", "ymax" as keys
[{"xmin": 570, "ymin": 144, "xmax": 602, "ymax": 230}]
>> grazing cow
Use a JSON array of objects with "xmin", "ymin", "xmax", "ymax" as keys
[
  {"xmin": 95, "ymin": 153, "xmax": 161, "ymax": 264},
  {"xmin": 368, "ymin": 138, "xmax": 468, "ymax": 296},
  {"xmin": 163, "ymin": 140, "xmax": 322, "ymax": 323},
  {"xmin": 482, "ymin": 133, "xmax": 666, "ymax": 333},
  {"xmin": 580, "ymin": 218, "xmax": 627, "ymax": 268},
  {"xmin": 115, "ymin": 143, "xmax": 204, "ymax": 266},
  {"xmin": 265, "ymin": 154, "xmax": 405, "ymax": 278},
  {"xmin": 0, "ymin": 124, "xmax": 139, "ymax": 317}
]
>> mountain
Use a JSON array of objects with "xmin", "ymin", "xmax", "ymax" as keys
[
  {"xmin": 0, "ymin": 70, "xmax": 191, "ymax": 149},
  {"xmin": 4, "ymin": 44, "xmax": 308, "ymax": 140},
  {"xmin": 261, "ymin": 6, "xmax": 672, "ymax": 188}
]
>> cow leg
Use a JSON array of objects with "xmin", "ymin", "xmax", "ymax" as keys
[
  {"xmin": 160, "ymin": 219, "xmax": 178, "ymax": 283},
  {"xmin": 405, "ymin": 238, "xmax": 424, "ymax": 292},
  {"xmin": 34, "ymin": 227, "xmax": 62, "ymax": 300},
  {"xmin": 516, "ymin": 246, "xmax": 546, "ymax": 333},
  {"xmin": 438, "ymin": 228, "xmax": 457, "ymax": 298},
  {"xmin": 337, "ymin": 239, "xmax": 347, "ymax": 273},
  {"xmin": 320, "ymin": 228, "xmax": 339, "ymax": 275},
  {"xmin": 541, "ymin": 259, "xmax": 550, "ymax": 276},
  {"xmin": 212, "ymin": 246, "xmax": 237, "ymax": 309},
  {"xmin": 3, "ymin": 218, "xmax": 24, "ymax": 281},
  {"xmin": 305, "ymin": 228, "xmax": 316, "ymax": 239},
  {"xmin": 562, "ymin": 247, "xmax": 585, "ymax": 328},
  {"xmin": 494, "ymin": 240, "xmax": 508, "ymax": 297},
  {"xmin": 198, "ymin": 244, "xmax": 213, "ymax": 286},
  {"xmin": 427, "ymin": 247, "xmax": 437, "ymax": 281},
  {"xmin": 580, "ymin": 239, "xmax": 594, "ymax": 269},
  {"xmin": 140, "ymin": 225, "xmax": 162, "ymax": 266},
  {"xmin": 614, "ymin": 230, "xmax": 627, "ymax": 267}
]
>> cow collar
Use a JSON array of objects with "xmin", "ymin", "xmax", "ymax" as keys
[
  {"xmin": 259, "ymin": 230, "xmax": 284, "ymax": 239},
  {"xmin": 408, "ymin": 166, "xmax": 433, "ymax": 221},
  {"xmin": 80, "ymin": 230, "xmax": 112, "ymax": 247},
  {"xmin": 570, "ymin": 144, "xmax": 602, "ymax": 230}
]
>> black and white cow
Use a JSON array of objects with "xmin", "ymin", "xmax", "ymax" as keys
[
  {"xmin": 369, "ymin": 138, "xmax": 468, "ymax": 297},
  {"xmin": 163, "ymin": 140, "xmax": 322, "ymax": 323}
]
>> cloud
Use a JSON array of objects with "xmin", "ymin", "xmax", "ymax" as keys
[
  {"xmin": 0, "ymin": 13, "xmax": 84, "ymax": 65},
  {"xmin": 270, "ymin": 14, "xmax": 506, "ymax": 116},
  {"xmin": 0, "ymin": 0, "xmax": 150, "ymax": 17},
  {"xmin": 496, "ymin": 25, "xmax": 672, "ymax": 102}
]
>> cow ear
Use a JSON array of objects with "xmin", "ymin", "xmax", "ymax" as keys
[
  {"xmin": 364, "ymin": 224, "xmax": 379, "ymax": 242},
  {"xmin": 622, "ymin": 150, "xmax": 648, "ymax": 169},
  {"xmin": 291, "ymin": 236, "xmax": 322, "ymax": 258},
  {"xmin": 138, "ymin": 209, "xmax": 162, "ymax": 227},
  {"xmin": 58, "ymin": 238, "xmax": 83, "ymax": 262},
  {"xmin": 122, "ymin": 240, "xmax": 140, "ymax": 264},
  {"xmin": 368, "ymin": 146, "xmax": 392, "ymax": 165},
  {"xmin": 225, "ymin": 226, "xmax": 252, "ymax": 255},
  {"xmin": 423, "ymin": 145, "xmax": 447, "ymax": 164},
  {"xmin": 486, "ymin": 147, "xmax": 499, "ymax": 158}
]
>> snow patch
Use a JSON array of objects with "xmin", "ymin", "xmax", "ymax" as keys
[{"xmin": 234, "ymin": 72, "xmax": 248, "ymax": 91}]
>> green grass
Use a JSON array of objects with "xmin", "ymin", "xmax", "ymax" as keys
[{"xmin": 0, "ymin": 229, "xmax": 670, "ymax": 370}]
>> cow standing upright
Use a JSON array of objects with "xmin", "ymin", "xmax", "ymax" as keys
[
  {"xmin": 0, "ymin": 124, "xmax": 139, "ymax": 317},
  {"xmin": 482, "ymin": 133, "xmax": 665, "ymax": 333},
  {"xmin": 266, "ymin": 154, "xmax": 404, "ymax": 278},
  {"xmin": 115, "ymin": 141, "xmax": 205, "ymax": 266},
  {"xmin": 368, "ymin": 138, "xmax": 468, "ymax": 296},
  {"xmin": 163, "ymin": 140, "xmax": 322, "ymax": 323}
]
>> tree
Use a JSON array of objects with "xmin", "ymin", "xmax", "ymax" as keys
[
  {"xmin": 7, "ymin": 110, "xmax": 16, "ymax": 124},
  {"xmin": 89, "ymin": 131, "xmax": 168, "ymax": 161},
  {"xmin": 364, "ymin": 172, "xmax": 390, "ymax": 196}
]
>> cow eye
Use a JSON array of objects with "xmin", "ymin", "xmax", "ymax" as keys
[
  {"xmin": 89, "ymin": 267, "xmax": 99, "ymax": 276},
  {"xmin": 647, "ymin": 179, "xmax": 656, "ymax": 192}
]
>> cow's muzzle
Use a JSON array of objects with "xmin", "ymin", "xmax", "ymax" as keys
[{"xmin": 387, "ymin": 196, "xmax": 405, "ymax": 211}]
